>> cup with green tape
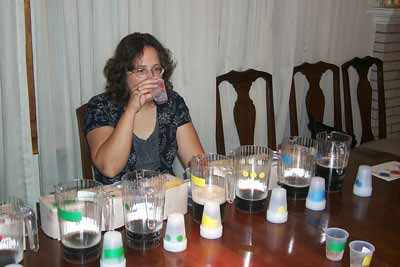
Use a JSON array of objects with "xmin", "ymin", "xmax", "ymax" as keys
[
  {"xmin": 100, "ymin": 231, "xmax": 126, "ymax": 267},
  {"xmin": 349, "ymin": 240, "xmax": 375, "ymax": 267},
  {"xmin": 325, "ymin": 227, "xmax": 349, "ymax": 261},
  {"xmin": 55, "ymin": 179, "xmax": 112, "ymax": 264}
]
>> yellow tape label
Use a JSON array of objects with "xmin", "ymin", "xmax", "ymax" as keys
[
  {"xmin": 258, "ymin": 172, "xmax": 265, "ymax": 179},
  {"xmin": 191, "ymin": 174, "xmax": 205, "ymax": 187},
  {"xmin": 202, "ymin": 215, "xmax": 218, "ymax": 229},
  {"xmin": 250, "ymin": 172, "xmax": 257, "ymax": 179},
  {"xmin": 362, "ymin": 256, "xmax": 371, "ymax": 266},
  {"xmin": 242, "ymin": 170, "xmax": 249, "ymax": 177},
  {"xmin": 278, "ymin": 206, "xmax": 286, "ymax": 215}
]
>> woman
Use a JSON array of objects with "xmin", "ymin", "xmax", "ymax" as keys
[{"xmin": 85, "ymin": 32, "xmax": 204, "ymax": 184}]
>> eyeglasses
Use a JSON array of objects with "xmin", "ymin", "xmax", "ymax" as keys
[{"xmin": 128, "ymin": 65, "xmax": 164, "ymax": 79}]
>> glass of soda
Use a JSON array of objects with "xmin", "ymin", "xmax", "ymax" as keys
[
  {"xmin": 315, "ymin": 131, "xmax": 352, "ymax": 192},
  {"xmin": 121, "ymin": 170, "xmax": 167, "ymax": 250}
]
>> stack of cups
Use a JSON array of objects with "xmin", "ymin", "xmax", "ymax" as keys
[
  {"xmin": 163, "ymin": 213, "xmax": 187, "ymax": 252},
  {"xmin": 306, "ymin": 177, "xmax": 326, "ymax": 211},
  {"xmin": 200, "ymin": 201, "xmax": 223, "ymax": 239},
  {"xmin": 325, "ymin": 227, "xmax": 349, "ymax": 261},
  {"xmin": 266, "ymin": 188, "xmax": 288, "ymax": 223},
  {"xmin": 100, "ymin": 231, "xmax": 126, "ymax": 267},
  {"xmin": 353, "ymin": 165, "xmax": 373, "ymax": 197},
  {"xmin": 349, "ymin": 240, "xmax": 375, "ymax": 267}
]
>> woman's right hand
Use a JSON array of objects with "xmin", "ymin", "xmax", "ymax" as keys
[{"xmin": 127, "ymin": 76, "xmax": 159, "ymax": 113}]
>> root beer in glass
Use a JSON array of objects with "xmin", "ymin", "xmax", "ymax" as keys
[{"xmin": 315, "ymin": 131, "xmax": 352, "ymax": 192}]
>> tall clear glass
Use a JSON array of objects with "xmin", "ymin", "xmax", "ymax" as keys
[
  {"xmin": 315, "ymin": 131, "xmax": 352, "ymax": 192},
  {"xmin": 121, "ymin": 170, "xmax": 166, "ymax": 250},
  {"xmin": 55, "ymin": 179, "xmax": 111, "ymax": 264},
  {"xmin": 278, "ymin": 136, "xmax": 317, "ymax": 199},
  {"xmin": 0, "ymin": 197, "xmax": 39, "ymax": 266},
  {"xmin": 232, "ymin": 145, "xmax": 278, "ymax": 213}
]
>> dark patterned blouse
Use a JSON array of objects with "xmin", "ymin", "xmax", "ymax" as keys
[{"xmin": 85, "ymin": 90, "xmax": 191, "ymax": 184}]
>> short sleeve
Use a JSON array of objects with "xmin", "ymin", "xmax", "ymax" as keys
[
  {"xmin": 173, "ymin": 92, "xmax": 192, "ymax": 127},
  {"xmin": 85, "ymin": 94, "xmax": 119, "ymax": 134}
]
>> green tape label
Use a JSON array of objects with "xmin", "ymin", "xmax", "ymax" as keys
[
  {"xmin": 104, "ymin": 246, "xmax": 124, "ymax": 259},
  {"xmin": 57, "ymin": 208, "xmax": 82, "ymax": 222},
  {"xmin": 328, "ymin": 242, "xmax": 345, "ymax": 252}
]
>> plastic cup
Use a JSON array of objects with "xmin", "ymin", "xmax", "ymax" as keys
[
  {"xmin": 100, "ymin": 231, "xmax": 126, "ymax": 267},
  {"xmin": 349, "ymin": 240, "xmax": 375, "ymax": 267},
  {"xmin": 325, "ymin": 227, "xmax": 349, "ymax": 261},
  {"xmin": 153, "ymin": 79, "xmax": 168, "ymax": 104},
  {"xmin": 163, "ymin": 213, "xmax": 187, "ymax": 252},
  {"xmin": 306, "ymin": 177, "xmax": 326, "ymax": 211},
  {"xmin": 266, "ymin": 187, "xmax": 288, "ymax": 223},
  {"xmin": 200, "ymin": 201, "xmax": 223, "ymax": 239},
  {"xmin": 353, "ymin": 165, "xmax": 372, "ymax": 197}
]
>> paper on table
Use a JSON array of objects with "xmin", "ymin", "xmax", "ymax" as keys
[{"xmin": 371, "ymin": 161, "xmax": 400, "ymax": 181}]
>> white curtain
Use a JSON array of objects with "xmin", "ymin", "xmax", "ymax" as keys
[
  {"xmin": 30, "ymin": 0, "xmax": 375, "ymax": 189},
  {"xmin": 0, "ymin": 0, "xmax": 39, "ymax": 205}
]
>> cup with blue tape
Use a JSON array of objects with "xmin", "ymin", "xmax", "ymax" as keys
[
  {"xmin": 306, "ymin": 177, "xmax": 326, "ymax": 211},
  {"xmin": 353, "ymin": 165, "xmax": 372, "ymax": 197}
]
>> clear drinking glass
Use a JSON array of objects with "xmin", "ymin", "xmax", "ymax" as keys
[
  {"xmin": 278, "ymin": 136, "xmax": 317, "ymax": 199},
  {"xmin": 55, "ymin": 179, "xmax": 112, "ymax": 264},
  {"xmin": 315, "ymin": 131, "xmax": 352, "ymax": 192},
  {"xmin": 121, "ymin": 170, "xmax": 166, "ymax": 250},
  {"xmin": 0, "ymin": 197, "xmax": 39, "ymax": 266}
]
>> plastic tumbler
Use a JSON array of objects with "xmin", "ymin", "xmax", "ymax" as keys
[
  {"xmin": 266, "ymin": 187, "xmax": 288, "ymax": 223},
  {"xmin": 163, "ymin": 213, "xmax": 187, "ymax": 252},
  {"xmin": 153, "ymin": 79, "xmax": 168, "ymax": 104},
  {"xmin": 353, "ymin": 165, "xmax": 372, "ymax": 197},
  {"xmin": 349, "ymin": 240, "xmax": 375, "ymax": 267},
  {"xmin": 100, "ymin": 231, "xmax": 126, "ymax": 267},
  {"xmin": 306, "ymin": 177, "xmax": 326, "ymax": 211},
  {"xmin": 200, "ymin": 201, "xmax": 223, "ymax": 239},
  {"xmin": 325, "ymin": 227, "xmax": 349, "ymax": 261}
]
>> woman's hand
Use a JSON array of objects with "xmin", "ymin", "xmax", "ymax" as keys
[{"xmin": 127, "ymin": 76, "xmax": 159, "ymax": 113}]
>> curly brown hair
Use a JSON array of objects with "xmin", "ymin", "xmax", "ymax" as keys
[{"xmin": 103, "ymin": 32, "xmax": 176, "ymax": 105}]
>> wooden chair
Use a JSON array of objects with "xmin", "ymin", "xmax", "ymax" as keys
[
  {"xmin": 289, "ymin": 61, "xmax": 342, "ymax": 136},
  {"xmin": 76, "ymin": 103, "xmax": 94, "ymax": 180},
  {"xmin": 341, "ymin": 56, "xmax": 386, "ymax": 144},
  {"xmin": 216, "ymin": 69, "xmax": 277, "ymax": 155}
]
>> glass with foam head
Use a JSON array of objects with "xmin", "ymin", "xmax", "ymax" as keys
[
  {"xmin": 121, "ymin": 170, "xmax": 166, "ymax": 250},
  {"xmin": 55, "ymin": 179, "xmax": 112, "ymax": 264},
  {"xmin": 278, "ymin": 136, "xmax": 317, "ymax": 199},
  {"xmin": 349, "ymin": 240, "xmax": 375, "ymax": 267},
  {"xmin": 231, "ymin": 145, "xmax": 279, "ymax": 213},
  {"xmin": 0, "ymin": 197, "xmax": 39, "ymax": 266},
  {"xmin": 189, "ymin": 153, "xmax": 235, "ymax": 224},
  {"xmin": 325, "ymin": 227, "xmax": 349, "ymax": 261},
  {"xmin": 315, "ymin": 131, "xmax": 352, "ymax": 192}
]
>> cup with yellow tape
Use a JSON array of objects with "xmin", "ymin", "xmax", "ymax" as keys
[
  {"xmin": 200, "ymin": 201, "xmax": 223, "ymax": 239},
  {"xmin": 349, "ymin": 240, "xmax": 375, "ymax": 267},
  {"xmin": 266, "ymin": 187, "xmax": 288, "ymax": 223}
]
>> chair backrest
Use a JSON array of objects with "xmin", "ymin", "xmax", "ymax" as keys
[
  {"xmin": 76, "ymin": 103, "xmax": 94, "ymax": 180},
  {"xmin": 341, "ymin": 56, "xmax": 386, "ymax": 144},
  {"xmin": 289, "ymin": 61, "xmax": 342, "ymax": 136},
  {"xmin": 216, "ymin": 69, "xmax": 276, "ymax": 155}
]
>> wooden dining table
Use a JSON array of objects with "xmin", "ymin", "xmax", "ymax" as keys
[{"xmin": 22, "ymin": 147, "xmax": 400, "ymax": 267}]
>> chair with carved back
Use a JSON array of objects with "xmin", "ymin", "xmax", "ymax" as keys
[
  {"xmin": 341, "ymin": 56, "xmax": 387, "ymax": 144},
  {"xmin": 289, "ymin": 61, "xmax": 342, "ymax": 137},
  {"xmin": 216, "ymin": 69, "xmax": 277, "ymax": 155},
  {"xmin": 76, "ymin": 103, "xmax": 94, "ymax": 180}
]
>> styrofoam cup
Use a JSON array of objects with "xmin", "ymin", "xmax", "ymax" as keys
[
  {"xmin": 353, "ymin": 165, "xmax": 372, "ymax": 197},
  {"xmin": 200, "ymin": 201, "xmax": 223, "ymax": 239},
  {"xmin": 266, "ymin": 187, "xmax": 288, "ymax": 223},
  {"xmin": 306, "ymin": 177, "xmax": 326, "ymax": 211},
  {"xmin": 325, "ymin": 227, "xmax": 349, "ymax": 261},
  {"xmin": 163, "ymin": 213, "xmax": 187, "ymax": 252}
]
